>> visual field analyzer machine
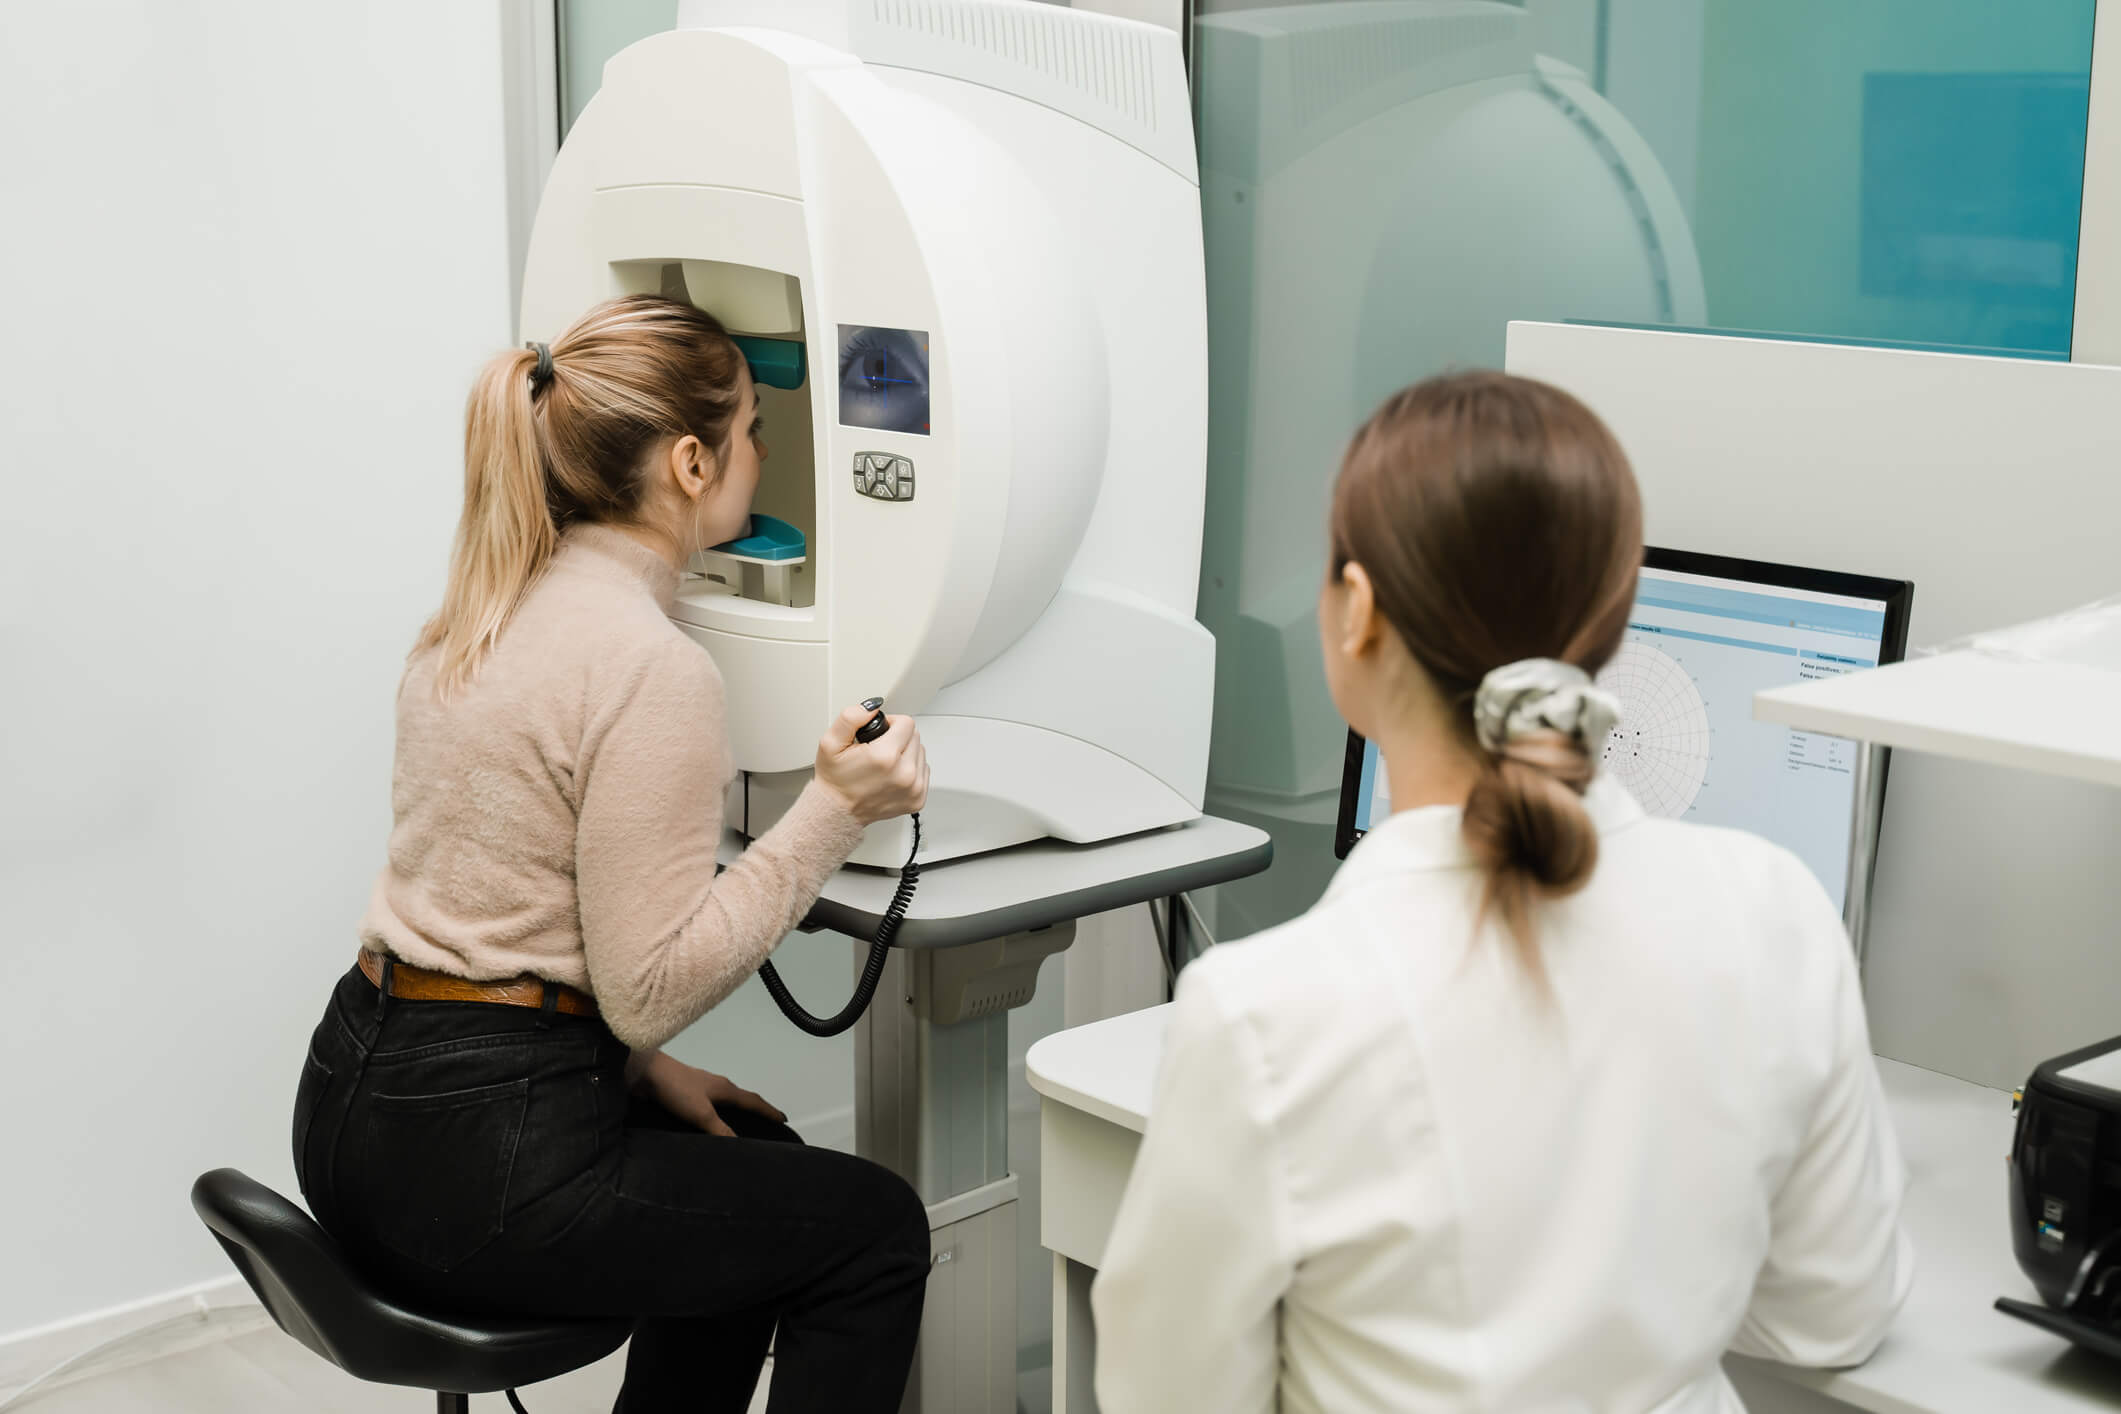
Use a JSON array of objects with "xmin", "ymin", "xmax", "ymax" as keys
[
  {"xmin": 520, "ymin": 0, "xmax": 1214, "ymax": 873},
  {"xmin": 518, "ymin": 5, "xmax": 1217, "ymax": 1409}
]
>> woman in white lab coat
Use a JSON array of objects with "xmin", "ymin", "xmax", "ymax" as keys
[{"xmin": 1091, "ymin": 372, "xmax": 1913, "ymax": 1413}]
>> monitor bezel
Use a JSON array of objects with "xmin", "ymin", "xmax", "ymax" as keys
[
  {"xmin": 1333, "ymin": 729, "xmax": 1371, "ymax": 860},
  {"xmin": 1639, "ymin": 546, "xmax": 1914, "ymax": 666},
  {"xmin": 1333, "ymin": 546, "xmax": 1915, "ymax": 863}
]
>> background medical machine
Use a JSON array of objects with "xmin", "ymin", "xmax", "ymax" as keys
[
  {"xmin": 520, "ymin": 0, "xmax": 1213, "ymax": 872},
  {"xmin": 518, "ymin": 4, "xmax": 1239, "ymax": 1408},
  {"xmin": 1194, "ymin": 1, "xmax": 1708, "ymax": 936},
  {"xmin": 1338, "ymin": 549, "xmax": 1913, "ymax": 934}
]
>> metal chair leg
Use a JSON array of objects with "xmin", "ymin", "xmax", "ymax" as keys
[{"xmin": 437, "ymin": 1393, "xmax": 470, "ymax": 1413}]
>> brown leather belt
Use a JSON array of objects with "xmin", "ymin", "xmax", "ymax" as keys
[{"xmin": 358, "ymin": 949, "xmax": 599, "ymax": 1019}]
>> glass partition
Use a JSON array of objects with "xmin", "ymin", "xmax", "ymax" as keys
[
  {"xmin": 559, "ymin": 0, "xmax": 676, "ymax": 138},
  {"xmin": 1191, "ymin": 0, "xmax": 2098, "ymax": 938}
]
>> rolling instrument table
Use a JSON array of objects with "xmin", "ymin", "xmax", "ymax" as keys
[{"xmin": 724, "ymin": 816, "xmax": 1272, "ymax": 1414}]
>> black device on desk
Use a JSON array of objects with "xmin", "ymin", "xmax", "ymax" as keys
[{"xmin": 1996, "ymin": 1034, "xmax": 2121, "ymax": 1359}]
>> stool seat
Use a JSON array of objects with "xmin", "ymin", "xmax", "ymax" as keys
[{"xmin": 191, "ymin": 1168, "xmax": 630, "ymax": 1398}]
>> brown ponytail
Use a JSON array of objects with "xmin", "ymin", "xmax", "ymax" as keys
[
  {"xmin": 1329, "ymin": 371, "xmax": 1643, "ymax": 966},
  {"xmin": 417, "ymin": 295, "xmax": 746, "ymax": 698}
]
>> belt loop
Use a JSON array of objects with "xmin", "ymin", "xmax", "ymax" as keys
[
  {"xmin": 537, "ymin": 983, "xmax": 559, "ymax": 1029},
  {"xmin": 375, "ymin": 955, "xmax": 395, "ymax": 1025}
]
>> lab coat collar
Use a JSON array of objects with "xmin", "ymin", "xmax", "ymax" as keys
[{"xmin": 1326, "ymin": 772, "xmax": 1646, "ymax": 898}]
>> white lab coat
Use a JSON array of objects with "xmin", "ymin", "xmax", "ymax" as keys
[{"xmin": 1091, "ymin": 775, "xmax": 1913, "ymax": 1413}]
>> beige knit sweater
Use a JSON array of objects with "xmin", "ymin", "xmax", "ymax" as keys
[{"xmin": 360, "ymin": 523, "xmax": 866, "ymax": 1051}]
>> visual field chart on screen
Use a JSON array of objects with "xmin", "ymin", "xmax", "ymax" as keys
[{"xmin": 1595, "ymin": 554, "xmax": 1903, "ymax": 913}]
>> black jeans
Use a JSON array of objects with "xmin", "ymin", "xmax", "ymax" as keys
[{"xmin": 293, "ymin": 964, "xmax": 929, "ymax": 1413}]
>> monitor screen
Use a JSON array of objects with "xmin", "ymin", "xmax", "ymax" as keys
[
  {"xmin": 1346, "ymin": 735, "xmax": 1391, "ymax": 838},
  {"xmin": 837, "ymin": 324, "xmax": 931, "ymax": 435},
  {"xmin": 1336, "ymin": 549, "xmax": 1912, "ymax": 916}
]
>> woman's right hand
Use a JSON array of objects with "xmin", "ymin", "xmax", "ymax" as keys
[{"xmin": 815, "ymin": 702, "xmax": 929, "ymax": 825}]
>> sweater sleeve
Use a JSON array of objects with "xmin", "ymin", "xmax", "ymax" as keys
[{"xmin": 574, "ymin": 636, "xmax": 866, "ymax": 1050}]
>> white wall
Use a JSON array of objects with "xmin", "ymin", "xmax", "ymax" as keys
[
  {"xmin": 0, "ymin": 0, "xmax": 514, "ymax": 1339},
  {"xmin": 0, "ymin": 0, "xmax": 1155, "ymax": 1355}
]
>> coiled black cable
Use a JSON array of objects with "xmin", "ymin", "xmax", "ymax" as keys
[{"xmin": 759, "ymin": 813, "xmax": 920, "ymax": 1036}]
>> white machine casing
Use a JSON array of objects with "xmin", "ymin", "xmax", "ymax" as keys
[{"xmin": 519, "ymin": 0, "xmax": 1211, "ymax": 867}]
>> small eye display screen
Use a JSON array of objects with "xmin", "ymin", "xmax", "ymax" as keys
[{"xmin": 837, "ymin": 325, "xmax": 930, "ymax": 435}]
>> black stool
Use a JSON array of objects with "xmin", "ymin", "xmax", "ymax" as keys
[{"xmin": 191, "ymin": 1169, "xmax": 630, "ymax": 1412}]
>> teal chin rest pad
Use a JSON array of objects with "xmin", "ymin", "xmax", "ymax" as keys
[{"xmin": 709, "ymin": 513, "xmax": 806, "ymax": 561}]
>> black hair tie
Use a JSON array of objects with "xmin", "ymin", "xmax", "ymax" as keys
[{"xmin": 526, "ymin": 340, "xmax": 554, "ymax": 391}]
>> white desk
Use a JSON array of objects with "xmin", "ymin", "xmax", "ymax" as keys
[{"xmin": 1027, "ymin": 1006, "xmax": 2121, "ymax": 1414}]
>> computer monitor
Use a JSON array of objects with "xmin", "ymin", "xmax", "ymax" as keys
[{"xmin": 1336, "ymin": 548, "xmax": 1913, "ymax": 924}]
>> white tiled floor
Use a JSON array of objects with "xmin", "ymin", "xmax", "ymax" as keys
[{"xmin": 16, "ymin": 1327, "xmax": 768, "ymax": 1413}]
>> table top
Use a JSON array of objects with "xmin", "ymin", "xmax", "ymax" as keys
[
  {"xmin": 1026, "ymin": 1002, "xmax": 1165, "ymax": 1131},
  {"xmin": 722, "ymin": 815, "xmax": 1273, "ymax": 949},
  {"xmin": 1754, "ymin": 652, "xmax": 2121, "ymax": 790},
  {"xmin": 1028, "ymin": 1007, "xmax": 2121, "ymax": 1413}
]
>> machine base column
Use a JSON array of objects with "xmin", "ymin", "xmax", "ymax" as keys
[
  {"xmin": 902, "ymin": 1177, "xmax": 1020, "ymax": 1414},
  {"xmin": 855, "ymin": 924, "xmax": 1077, "ymax": 1414}
]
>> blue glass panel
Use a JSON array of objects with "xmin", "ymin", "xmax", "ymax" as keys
[
  {"xmin": 1189, "ymin": 0, "xmax": 2099, "ymax": 938},
  {"xmin": 1860, "ymin": 71, "xmax": 2089, "ymax": 354}
]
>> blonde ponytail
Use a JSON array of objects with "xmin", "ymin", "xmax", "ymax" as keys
[
  {"xmin": 413, "ymin": 295, "xmax": 747, "ymax": 699},
  {"xmin": 416, "ymin": 345, "xmax": 557, "ymax": 700}
]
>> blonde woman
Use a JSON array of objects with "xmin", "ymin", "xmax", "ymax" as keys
[
  {"xmin": 292, "ymin": 295, "xmax": 931, "ymax": 1413},
  {"xmin": 1093, "ymin": 373, "xmax": 1911, "ymax": 1412}
]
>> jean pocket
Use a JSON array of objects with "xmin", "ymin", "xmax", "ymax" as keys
[
  {"xmin": 358, "ymin": 1078, "xmax": 530, "ymax": 1271},
  {"xmin": 291, "ymin": 1049, "xmax": 334, "ymax": 1188}
]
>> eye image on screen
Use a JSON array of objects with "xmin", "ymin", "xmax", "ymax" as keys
[{"xmin": 837, "ymin": 325, "xmax": 930, "ymax": 435}]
